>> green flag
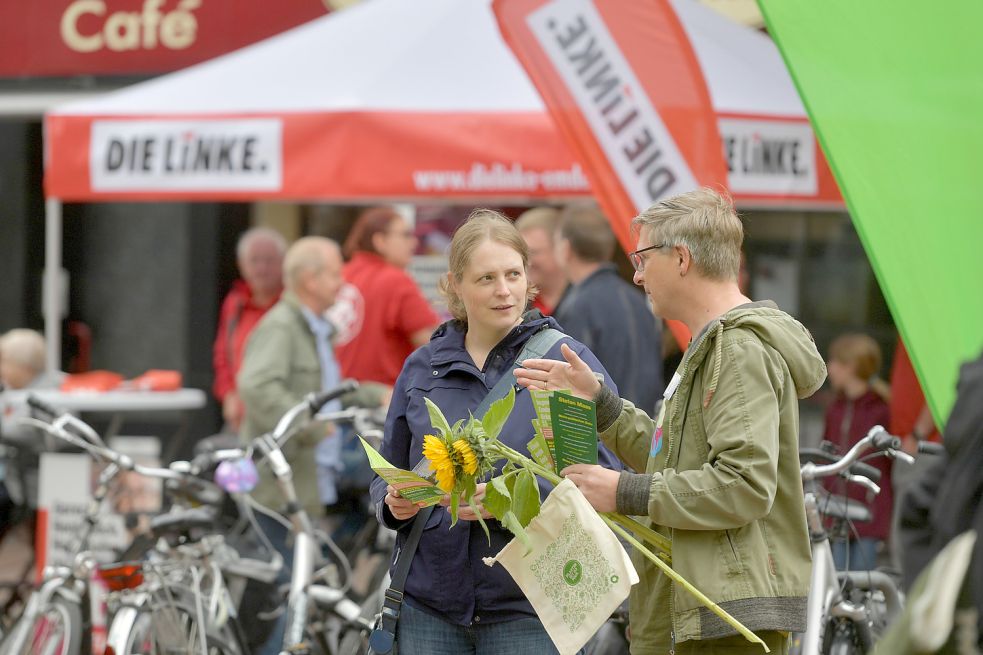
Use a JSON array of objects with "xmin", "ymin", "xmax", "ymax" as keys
[{"xmin": 756, "ymin": 1, "xmax": 983, "ymax": 424}]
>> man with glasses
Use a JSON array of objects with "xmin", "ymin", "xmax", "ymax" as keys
[
  {"xmin": 517, "ymin": 188, "xmax": 826, "ymax": 654},
  {"xmin": 552, "ymin": 204, "xmax": 664, "ymax": 413}
]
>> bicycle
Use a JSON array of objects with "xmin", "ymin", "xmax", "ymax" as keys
[
  {"xmin": 795, "ymin": 425, "xmax": 915, "ymax": 655},
  {"xmin": 188, "ymin": 382, "xmax": 385, "ymax": 655},
  {"xmin": 0, "ymin": 395, "xmax": 204, "ymax": 655}
]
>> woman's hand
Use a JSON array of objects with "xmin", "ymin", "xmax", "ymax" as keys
[
  {"xmin": 514, "ymin": 343, "xmax": 602, "ymax": 401},
  {"xmin": 385, "ymin": 485, "xmax": 425, "ymax": 521},
  {"xmin": 439, "ymin": 482, "xmax": 493, "ymax": 521}
]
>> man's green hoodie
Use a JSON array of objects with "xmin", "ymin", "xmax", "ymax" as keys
[{"xmin": 595, "ymin": 301, "xmax": 827, "ymax": 652}]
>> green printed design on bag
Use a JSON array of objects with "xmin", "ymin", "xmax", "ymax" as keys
[
  {"xmin": 563, "ymin": 560, "xmax": 582, "ymax": 586},
  {"xmin": 529, "ymin": 513, "xmax": 618, "ymax": 631}
]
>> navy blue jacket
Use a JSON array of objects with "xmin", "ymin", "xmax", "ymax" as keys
[
  {"xmin": 553, "ymin": 263, "xmax": 664, "ymax": 413},
  {"xmin": 369, "ymin": 313, "xmax": 621, "ymax": 626}
]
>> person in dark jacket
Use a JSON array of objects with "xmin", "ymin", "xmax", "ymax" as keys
[
  {"xmin": 821, "ymin": 333, "xmax": 893, "ymax": 570},
  {"xmin": 369, "ymin": 209, "xmax": 621, "ymax": 654},
  {"xmin": 896, "ymin": 349, "xmax": 983, "ymax": 649},
  {"xmin": 553, "ymin": 205, "xmax": 663, "ymax": 413}
]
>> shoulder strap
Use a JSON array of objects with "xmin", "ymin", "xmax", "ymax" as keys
[
  {"xmin": 370, "ymin": 502, "xmax": 433, "ymax": 654},
  {"xmin": 473, "ymin": 327, "xmax": 566, "ymax": 419},
  {"xmin": 370, "ymin": 327, "xmax": 566, "ymax": 653}
]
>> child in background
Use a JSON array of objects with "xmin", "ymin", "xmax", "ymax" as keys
[{"xmin": 823, "ymin": 333, "xmax": 892, "ymax": 571}]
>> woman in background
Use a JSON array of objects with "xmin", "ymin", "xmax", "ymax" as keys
[
  {"xmin": 334, "ymin": 206, "xmax": 440, "ymax": 387},
  {"xmin": 822, "ymin": 332, "xmax": 892, "ymax": 571}
]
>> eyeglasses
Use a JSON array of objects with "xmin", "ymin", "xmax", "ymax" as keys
[{"xmin": 628, "ymin": 243, "xmax": 666, "ymax": 272}]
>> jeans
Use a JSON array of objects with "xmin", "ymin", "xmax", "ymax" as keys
[
  {"xmin": 255, "ymin": 513, "xmax": 293, "ymax": 655},
  {"xmin": 315, "ymin": 430, "xmax": 343, "ymax": 506},
  {"xmin": 832, "ymin": 537, "xmax": 879, "ymax": 571},
  {"xmin": 396, "ymin": 601, "xmax": 565, "ymax": 655}
]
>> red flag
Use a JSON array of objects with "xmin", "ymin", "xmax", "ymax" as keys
[{"xmin": 493, "ymin": 0, "xmax": 728, "ymax": 252}]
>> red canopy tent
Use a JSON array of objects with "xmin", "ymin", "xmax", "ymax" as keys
[{"xmin": 41, "ymin": 0, "xmax": 842, "ymax": 364}]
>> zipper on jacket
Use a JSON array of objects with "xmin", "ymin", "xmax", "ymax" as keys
[
  {"xmin": 668, "ymin": 528, "xmax": 677, "ymax": 655},
  {"xmin": 663, "ymin": 327, "xmax": 704, "ymax": 467}
]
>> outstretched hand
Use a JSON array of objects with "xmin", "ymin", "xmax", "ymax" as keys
[{"xmin": 514, "ymin": 342, "xmax": 601, "ymax": 401}]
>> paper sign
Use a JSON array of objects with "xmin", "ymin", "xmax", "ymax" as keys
[
  {"xmin": 549, "ymin": 392, "xmax": 598, "ymax": 472},
  {"xmin": 358, "ymin": 437, "xmax": 444, "ymax": 506},
  {"xmin": 527, "ymin": 433, "xmax": 555, "ymax": 470}
]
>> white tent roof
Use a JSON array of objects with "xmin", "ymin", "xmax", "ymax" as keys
[
  {"xmin": 46, "ymin": 0, "xmax": 836, "ymax": 206},
  {"xmin": 53, "ymin": 0, "xmax": 805, "ymax": 117}
]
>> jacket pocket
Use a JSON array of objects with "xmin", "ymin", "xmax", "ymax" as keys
[{"xmin": 722, "ymin": 529, "xmax": 745, "ymax": 576}]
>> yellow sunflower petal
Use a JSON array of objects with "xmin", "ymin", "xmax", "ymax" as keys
[
  {"xmin": 422, "ymin": 434, "xmax": 450, "ymax": 467},
  {"xmin": 452, "ymin": 439, "xmax": 478, "ymax": 475},
  {"xmin": 422, "ymin": 434, "xmax": 456, "ymax": 492},
  {"xmin": 435, "ymin": 467, "xmax": 456, "ymax": 493}
]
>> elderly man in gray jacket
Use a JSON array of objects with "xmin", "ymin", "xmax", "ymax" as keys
[{"xmin": 237, "ymin": 236, "xmax": 385, "ymax": 655}]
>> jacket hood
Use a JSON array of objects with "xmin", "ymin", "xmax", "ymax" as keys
[{"xmin": 691, "ymin": 301, "xmax": 827, "ymax": 404}]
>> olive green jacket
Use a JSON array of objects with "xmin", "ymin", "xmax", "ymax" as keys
[
  {"xmin": 237, "ymin": 291, "xmax": 384, "ymax": 516},
  {"xmin": 597, "ymin": 302, "xmax": 826, "ymax": 650}
]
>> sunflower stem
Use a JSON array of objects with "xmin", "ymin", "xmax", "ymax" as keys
[{"xmin": 603, "ymin": 519, "xmax": 769, "ymax": 652}]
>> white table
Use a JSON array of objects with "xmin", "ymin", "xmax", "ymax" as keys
[
  {"xmin": 3, "ymin": 388, "xmax": 207, "ymax": 413},
  {"xmin": 2, "ymin": 388, "xmax": 208, "ymax": 461}
]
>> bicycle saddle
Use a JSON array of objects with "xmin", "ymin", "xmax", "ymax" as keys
[{"xmin": 816, "ymin": 492, "xmax": 872, "ymax": 524}]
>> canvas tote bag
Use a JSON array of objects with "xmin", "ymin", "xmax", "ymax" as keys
[{"xmin": 483, "ymin": 478, "xmax": 639, "ymax": 655}]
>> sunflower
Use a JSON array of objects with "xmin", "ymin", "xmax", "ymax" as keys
[
  {"xmin": 423, "ymin": 434, "xmax": 456, "ymax": 492},
  {"xmin": 452, "ymin": 439, "xmax": 478, "ymax": 475}
]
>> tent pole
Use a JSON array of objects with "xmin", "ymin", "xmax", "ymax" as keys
[{"xmin": 44, "ymin": 197, "xmax": 62, "ymax": 374}]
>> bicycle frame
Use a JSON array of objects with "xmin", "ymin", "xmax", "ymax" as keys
[
  {"xmin": 796, "ymin": 426, "xmax": 912, "ymax": 655},
  {"xmin": 0, "ymin": 434, "xmax": 120, "ymax": 655}
]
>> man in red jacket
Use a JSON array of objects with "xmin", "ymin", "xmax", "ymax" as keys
[{"xmin": 212, "ymin": 227, "xmax": 286, "ymax": 431}]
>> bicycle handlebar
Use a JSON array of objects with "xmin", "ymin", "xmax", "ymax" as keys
[
  {"xmin": 271, "ymin": 380, "xmax": 359, "ymax": 445},
  {"xmin": 801, "ymin": 425, "xmax": 908, "ymax": 483},
  {"xmin": 799, "ymin": 448, "xmax": 883, "ymax": 484},
  {"xmin": 917, "ymin": 440, "xmax": 945, "ymax": 456},
  {"xmin": 309, "ymin": 380, "xmax": 359, "ymax": 415},
  {"xmin": 20, "ymin": 404, "xmax": 190, "ymax": 484},
  {"xmin": 26, "ymin": 393, "xmax": 59, "ymax": 419}
]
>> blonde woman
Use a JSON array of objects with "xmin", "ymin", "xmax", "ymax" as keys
[{"xmin": 369, "ymin": 209, "xmax": 620, "ymax": 654}]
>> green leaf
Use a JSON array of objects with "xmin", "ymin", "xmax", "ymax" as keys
[
  {"xmin": 424, "ymin": 397, "xmax": 452, "ymax": 439},
  {"xmin": 467, "ymin": 489, "xmax": 491, "ymax": 545},
  {"xmin": 450, "ymin": 418, "xmax": 465, "ymax": 437},
  {"xmin": 500, "ymin": 511, "xmax": 533, "ymax": 555},
  {"xmin": 449, "ymin": 489, "xmax": 460, "ymax": 527},
  {"xmin": 511, "ymin": 469, "xmax": 541, "ymax": 529},
  {"xmin": 480, "ymin": 387, "xmax": 515, "ymax": 441},
  {"xmin": 482, "ymin": 476, "xmax": 513, "ymax": 522}
]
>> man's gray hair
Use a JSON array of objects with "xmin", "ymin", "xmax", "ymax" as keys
[
  {"xmin": 237, "ymin": 226, "xmax": 288, "ymax": 262},
  {"xmin": 283, "ymin": 236, "xmax": 341, "ymax": 291},
  {"xmin": 632, "ymin": 188, "xmax": 744, "ymax": 281}
]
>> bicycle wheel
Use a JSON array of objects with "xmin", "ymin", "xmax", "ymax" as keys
[
  {"xmin": 2, "ymin": 596, "xmax": 82, "ymax": 655},
  {"xmin": 107, "ymin": 599, "xmax": 244, "ymax": 655},
  {"xmin": 823, "ymin": 618, "xmax": 862, "ymax": 655}
]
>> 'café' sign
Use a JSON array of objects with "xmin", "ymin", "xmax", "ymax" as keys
[{"xmin": 0, "ymin": 0, "xmax": 329, "ymax": 77}]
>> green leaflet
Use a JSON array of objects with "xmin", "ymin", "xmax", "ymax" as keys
[{"xmin": 481, "ymin": 387, "xmax": 515, "ymax": 441}]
